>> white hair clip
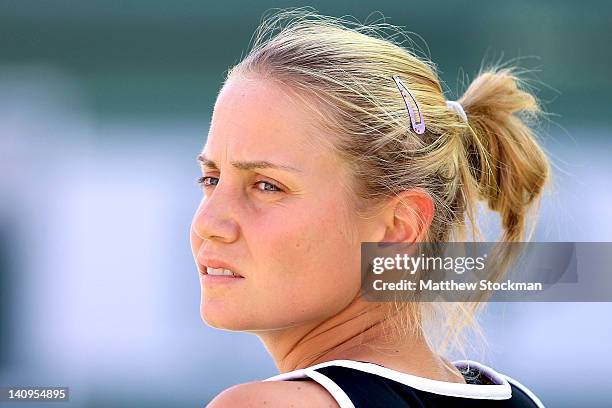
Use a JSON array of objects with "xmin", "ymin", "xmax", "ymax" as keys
[{"xmin": 446, "ymin": 100, "xmax": 468, "ymax": 123}]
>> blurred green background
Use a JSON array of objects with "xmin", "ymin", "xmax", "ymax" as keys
[{"xmin": 1, "ymin": 0, "xmax": 610, "ymax": 125}]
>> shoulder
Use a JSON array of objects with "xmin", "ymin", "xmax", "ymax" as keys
[{"xmin": 206, "ymin": 379, "xmax": 340, "ymax": 408}]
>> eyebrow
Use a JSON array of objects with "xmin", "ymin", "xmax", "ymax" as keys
[{"xmin": 197, "ymin": 154, "xmax": 302, "ymax": 173}]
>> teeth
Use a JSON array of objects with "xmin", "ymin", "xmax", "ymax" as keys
[{"xmin": 207, "ymin": 267, "xmax": 239, "ymax": 277}]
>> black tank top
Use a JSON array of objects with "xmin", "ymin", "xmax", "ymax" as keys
[{"xmin": 263, "ymin": 359, "xmax": 545, "ymax": 407}]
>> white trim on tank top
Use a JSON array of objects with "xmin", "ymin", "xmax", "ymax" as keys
[
  {"xmin": 503, "ymin": 374, "xmax": 546, "ymax": 408},
  {"xmin": 263, "ymin": 359, "xmax": 517, "ymax": 404}
]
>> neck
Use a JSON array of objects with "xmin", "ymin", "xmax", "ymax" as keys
[{"xmin": 254, "ymin": 297, "xmax": 431, "ymax": 374}]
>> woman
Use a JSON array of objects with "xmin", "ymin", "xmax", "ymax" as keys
[{"xmin": 190, "ymin": 8, "xmax": 549, "ymax": 407}]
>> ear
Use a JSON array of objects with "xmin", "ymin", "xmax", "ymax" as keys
[{"xmin": 381, "ymin": 189, "xmax": 434, "ymax": 244}]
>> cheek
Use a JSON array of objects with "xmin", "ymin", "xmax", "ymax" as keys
[
  {"xmin": 251, "ymin": 198, "xmax": 362, "ymax": 323},
  {"xmin": 262, "ymin": 199, "xmax": 357, "ymax": 267}
]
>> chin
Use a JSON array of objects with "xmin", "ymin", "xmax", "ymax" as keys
[{"xmin": 200, "ymin": 301, "xmax": 251, "ymax": 331}]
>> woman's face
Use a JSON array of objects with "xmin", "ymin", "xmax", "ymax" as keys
[{"xmin": 190, "ymin": 75, "xmax": 372, "ymax": 332}]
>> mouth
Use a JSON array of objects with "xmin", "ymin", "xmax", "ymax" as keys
[{"xmin": 198, "ymin": 263, "xmax": 244, "ymax": 278}]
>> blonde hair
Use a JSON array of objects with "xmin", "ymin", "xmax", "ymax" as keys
[{"xmin": 226, "ymin": 7, "xmax": 551, "ymax": 361}]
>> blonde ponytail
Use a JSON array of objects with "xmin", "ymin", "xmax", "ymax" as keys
[{"xmin": 458, "ymin": 67, "xmax": 550, "ymax": 243}]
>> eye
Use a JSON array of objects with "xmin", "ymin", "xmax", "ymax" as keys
[
  {"xmin": 196, "ymin": 176, "xmax": 218, "ymax": 188},
  {"xmin": 255, "ymin": 180, "xmax": 282, "ymax": 193},
  {"xmin": 196, "ymin": 176, "xmax": 282, "ymax": 193}
]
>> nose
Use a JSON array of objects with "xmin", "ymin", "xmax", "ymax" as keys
[{"xmin": 191, "ymin": 188, "xmax": 240, "ymax": 244}]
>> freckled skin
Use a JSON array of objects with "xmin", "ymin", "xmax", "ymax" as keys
[{"xmin": 190, "ymin": 75, "xmax": 366, "ymax": 333}]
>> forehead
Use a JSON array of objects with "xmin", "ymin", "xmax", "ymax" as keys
[{"xmin": 205, "ymin": 76, "xmax": 326, "ymax": 158}]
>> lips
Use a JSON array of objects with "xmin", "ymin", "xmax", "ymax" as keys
[{"xmin": 198, "ymin": 257, "xmax": 244, "ymax": 277}]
